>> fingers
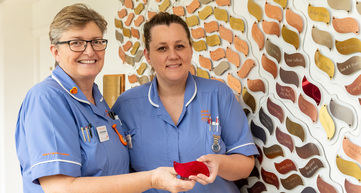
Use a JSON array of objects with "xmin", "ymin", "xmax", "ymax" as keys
[
  {"xmin": 196, "ymin": 156, "xmax": 204, "ymax": 162},
  {"xmin": 188, "ymin": 173, "xmax": 208, "ymax": 185},
  {"xmin": 179, "ymin": 180, "xmax": 196, "ymax": 191},
  {"xmin": 154, "ymin": 167, "xmax": 195, "ymax": 192},
  {"xmin": 180, "ymin": 176, "xmax": 189, "ymax": 180},
  {"xmin": 188, "ymin": 173, "xmax": 215, "ymax": 185},
  {"xmin": 168, "ymin": 178, "xmax": 195, "ymax": 192},
  {"xmin": 188, "ymin": 176, "xmax": 208, "ymax": 185}
]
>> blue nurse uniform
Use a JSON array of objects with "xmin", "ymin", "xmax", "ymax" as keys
[
  {"xmin": 112, "ymin": 72, "xmax": 258, "ymax": 193},
  {"xmin": 15, "ymin": 66, "xmax": 129, "ymax": 193}
]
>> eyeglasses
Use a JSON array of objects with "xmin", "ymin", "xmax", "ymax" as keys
[{"xmin": 56, "ymin": 39, "xmax": 108, "ymax": 52}]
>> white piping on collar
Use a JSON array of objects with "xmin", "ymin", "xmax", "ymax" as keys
[
  {"xmin": 148, "ymin": 82, "xmax": 159, "ymax": 107},
  {"xmin": 185, "ymin": 79, "xmax": 197, "ymax": 107},
  {"xmin": 147, "ymin": 77, "xmax": 197, "ymax": 108},
  {"xmin": 51, "ymin": 74, "xmax": 90, "ymax": 105}
]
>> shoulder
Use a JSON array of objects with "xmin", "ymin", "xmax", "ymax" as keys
[
  {"xmin": 22, "ymin": 76, "xmax": 75, "ymax": 111},
  {"xmin": 26, "ymin": 76, "xmax": 65, "ymax": 99},
  {"xmin": 116, "ymin": 82, "xmax": 150, "ymax": 103},
  {"xmin": 193, "ymin": 75, "xmax": 232, "ymax": 94},
  {"xmin": 20, "ymin": 76, "xmax": 73, "ymax": 115},
  {"xmin": 112, "ymin": 82, "xmax": 151, "ymax": 113}
]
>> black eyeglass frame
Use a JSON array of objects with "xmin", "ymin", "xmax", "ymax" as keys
[{"xmin": 56, "ymin": 39, "xmax": 108, "ymax": 52}]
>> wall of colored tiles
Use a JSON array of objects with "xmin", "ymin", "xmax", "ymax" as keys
[{"xmin": 115, "ymin": 0, "xmax": 361, "ymax": 192}]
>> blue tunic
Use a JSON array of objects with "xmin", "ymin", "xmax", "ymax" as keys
[
  {"xmin": 112, "ymin": 73, "xmax": 258, "ymax": 193},
  {"xmin": 15, "ymin": 66, "xmax": 129, "ymax": 193}
]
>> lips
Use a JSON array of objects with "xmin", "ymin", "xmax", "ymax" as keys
[
  {"xmin": 78, "ymin": 60, "xmax": 96, "ymax": 64},
  {"xmin": 166, "ymin": 63, "xmax": 181, "ymax": 68}
]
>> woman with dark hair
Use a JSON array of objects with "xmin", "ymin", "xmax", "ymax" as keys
[{"xmin": 112, "ymin": 12, "xmax": 259, "ymax": 193}]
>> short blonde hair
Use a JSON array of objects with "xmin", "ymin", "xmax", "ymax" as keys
[{"xmin": 49, "ymin": 3, "xmax": 107, "ymax": 44}]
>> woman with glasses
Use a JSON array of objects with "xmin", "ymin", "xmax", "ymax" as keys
[{"xmin": 15, "ymin": 4, "xmax": 195, "ymax": 193}]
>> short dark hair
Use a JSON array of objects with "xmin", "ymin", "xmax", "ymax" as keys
[{"xmin": 143, "ymin": 12, "xmax": 192, "ymax": 51}]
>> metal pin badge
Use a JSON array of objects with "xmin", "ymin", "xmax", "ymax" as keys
[
  {"xmin": 70, "ymin": 87, "xmax": 78, "ymax": 94},
  {"xmin": 212, "ymin": 135, "xmax": 220, "ymax": 153}
]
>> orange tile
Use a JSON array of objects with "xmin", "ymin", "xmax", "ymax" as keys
[
  {"xmin": 125, "ymin": 13, "xmax": 134, "ymax": 26},
  {"xmin": 210, "ymin": 48, "xmax": 225, "ymax": 61},
  {"xmin": 204, "ymin": 21, "xmax": 218, "ymax": 33},
  {"xmin": 123, "ymin": 41, "xmax": 133, "ymax": 52},
  {"xmin": 219, "ymin": 25, "xmax": 233, "ymax": 43},
  {"xmin": 118, "ymin": 9, "xmax": 127, "ymax": 19},
  {"xmin": 186, "ymin": 0, "xmax": 201, "ymax": 14}
]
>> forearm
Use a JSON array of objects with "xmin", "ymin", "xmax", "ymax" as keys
[
  {"xmin": 217, "ymin": 154, "xmax": 255, "ymax": 181},
  {"xmin": 40, "ymin": 171, "xmax": 153, "ymax": 193},
  {"xmin": 40, "ymin": 167, "xmax": 195, "ymax": 193}
]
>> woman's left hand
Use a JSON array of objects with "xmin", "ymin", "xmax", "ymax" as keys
[
  {"xmin": 189, "ymin": 153, "xmax": 255, "ymax": 185},
  {"xmin": 188, "ymin": 154, "xmax": 221, "ymax": 185}
]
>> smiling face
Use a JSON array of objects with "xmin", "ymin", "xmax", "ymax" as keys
[
  {"xmin": 50, "ymin": 21, "xmax": 105, "ymax": 83},
  {"xmin": 144, "ymin": 23, "xmax": 193, "ymax": 87}
]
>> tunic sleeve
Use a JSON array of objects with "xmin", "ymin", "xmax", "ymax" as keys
[
  {"xmin": 22, "ymin": 90, "xmax": 82, "ymax": 184},
  {"xmin": 219, "ymin": 86, "xmax": 259, "ymax": 156}
]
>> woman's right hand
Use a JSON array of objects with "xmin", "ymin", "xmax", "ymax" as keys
[{"xmin": 151, "ymin": 167, "xmax": 195, "ymax": 193}]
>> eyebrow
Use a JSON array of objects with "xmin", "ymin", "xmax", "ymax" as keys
[
  {"xmin": 155, "ymin": 40, "xmax": 187, "ymax": 46},
  {"xmin": 66, "ymin": 36, "xmax": 103, "ymax": 40}
]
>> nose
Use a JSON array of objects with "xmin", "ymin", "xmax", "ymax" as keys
[
  {"xmin": 83, "ymin": 42, "xmax": 95, "ymax": 55},
  {"xmin": 168, "ymin": 48, "xmax": 178, "ymax": 59}
]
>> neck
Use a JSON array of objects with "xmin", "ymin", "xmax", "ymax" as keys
[
  {"xmin": 157, "ymin": 79, "xmax": 186, "ymax": 98},
  {"xmin": 156, "ymin": 78, "xmax": 186, "ymax": 126},
  {"xmin": 74, "ymin": 78, "xmax": 95, "ymax": 104},
  {"xmin": 156, "ymin": 72, "xmax": 189, "ymax": 97}
]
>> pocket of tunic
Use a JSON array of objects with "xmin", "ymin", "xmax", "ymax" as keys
[
  {"xmin": 79, "ymin": 121, "xmax": 108, "ymax": 176},
  {"xmin": 206, "ymin": 124, "xmax": 226, "ymax": 154},
  {"xmin": 126, "ymin": 128, "xmax": 145, "ymax": 171}
]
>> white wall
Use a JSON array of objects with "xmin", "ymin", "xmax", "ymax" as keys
[
  {"xmin": 1, "ymin": 1, "xmax": 35, "ymax": 192},
  {"xmin": 0, "ymin": 2, "xmax": 5, "ymax": 193},
  {"xmin": 0, "ymin": 0, "xmax": 130, "ymax": 192}
]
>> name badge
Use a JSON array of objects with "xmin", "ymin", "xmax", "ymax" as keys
[{"xmin": 96, "ymin": 125, "xmax": 109, "ymax": 142}]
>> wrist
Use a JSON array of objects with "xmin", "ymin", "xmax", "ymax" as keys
[{"xmin": 149, "ymin": 169, "xmax": 157, "ymax": 189}]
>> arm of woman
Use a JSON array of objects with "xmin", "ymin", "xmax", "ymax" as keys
[
  {"xmin": 40, "ymin": 167, "xmax": 195, "ymax": 193},
  {"xmin": 189, "ymin": 154, "xmax": 255, "ymax": 185}
]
